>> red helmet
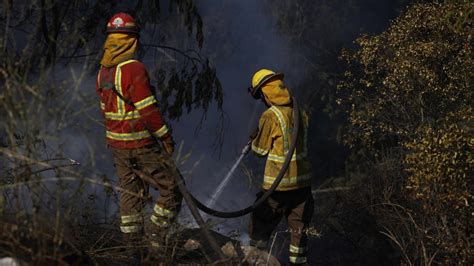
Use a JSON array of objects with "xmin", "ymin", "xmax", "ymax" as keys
[{"xmin": 106, "ymin": 13, "xmax": 138, "ymax": 34}]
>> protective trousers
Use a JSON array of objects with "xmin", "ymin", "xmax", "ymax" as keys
[
  {"xmin": 249, "ymin": 187, "xmax": 314, "ymax": 264},
  {"xmin": 111, "ymin": 144, "xmax": 182, "ymax": 240}
]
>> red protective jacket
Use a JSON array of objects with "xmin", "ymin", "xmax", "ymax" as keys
[{"xmin": 96, "ymin": 59, "xmax": 170, "ymax": 149}]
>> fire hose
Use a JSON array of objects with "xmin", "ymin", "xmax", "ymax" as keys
[
  {"xmin": 185, "ymin": 97, "xmax": 300, "ymax": 218},
  {"xmin": 135, "ymin": 97, "xmax": 300, "ymax": 261}
]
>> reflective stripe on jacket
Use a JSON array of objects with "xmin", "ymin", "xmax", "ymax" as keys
[
  {"xmin": 96, "ymin": 59, "xmax": 170, "ymax": 149},
  {"xmin": 251, "ymin": 105, "xmax": 311, "ymax": 191}
]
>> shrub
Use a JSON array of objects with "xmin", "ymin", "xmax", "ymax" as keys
[{"xmin": 338, "ymin": 1, "xmax": 473, "ymax": 263}]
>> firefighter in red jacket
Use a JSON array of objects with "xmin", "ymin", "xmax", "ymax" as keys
[{"xmin": 96, "ymin": 13, "xmax": 182, "ymax": 245}]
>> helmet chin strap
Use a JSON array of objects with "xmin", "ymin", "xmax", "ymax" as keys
[{"xmin": 262, "ymin": 94, "xmax": 272, "ymax": 107}]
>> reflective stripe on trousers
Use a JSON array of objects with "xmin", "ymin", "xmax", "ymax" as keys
[
  {"xmin": 150, "ymin": 204, "xmax": 176, "ymax": 227},
  {"xmin": 289, "ymin": 244, "xmax": 307, "ymax": 264},
  {"xmin": 289, "ymin": 255, "xmax": 307, "ymax": 264},
  {"xmin": 120, "ymin": 213, "xmax": 144, "ymax": 233}
]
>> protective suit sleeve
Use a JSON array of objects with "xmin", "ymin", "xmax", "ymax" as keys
[
  {"xmin": 126, "ymin": 62, "xmax": 171, "ymax": 140},
  {"xmin": 251, "ymin": 111, "xmax": 277, "ymax": 157}
]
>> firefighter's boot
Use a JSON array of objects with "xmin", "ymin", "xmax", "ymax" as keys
[
  {"xmin": 122, "ymin": 232, "xmax": 144, "ymax": 263},
  {"xmin": 147, "ymin": 222, "xmax": 171, "ymax": 250}
]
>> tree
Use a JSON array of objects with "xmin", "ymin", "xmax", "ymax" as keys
[
  {"xmin": 0, "ymin": 1, "xmax": 224, "ymax": 263},
  {"xmin": 0, "ymin": 0, "xmax": 222, "ymax": 121},
  {"xmin": 263, "ymin": 0, "xmax": 410, "ymax": 180},
  {"xmin": 338, "ymin": 1, "xmax": 473, "ymax": 263}
]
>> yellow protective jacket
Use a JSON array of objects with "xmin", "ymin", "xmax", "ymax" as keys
[{"xmin": 251, "ymin": 105, "xmax": 311, "ymax": 191}]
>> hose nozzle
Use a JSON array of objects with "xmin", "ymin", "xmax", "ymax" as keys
[{"xmin": 242, "ymin": 140, "xmax": 252, "ymax": 155}]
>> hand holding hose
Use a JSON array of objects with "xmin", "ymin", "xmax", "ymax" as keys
[
  {"xmin": 249, "ymin": 127, "xmax": 259, "ymax": 140},
  {"xmin": 186, "ymin": 97, "xmax": 300, "ymax": 218},
  {"xmin": 243, "ymin": 128, "xmax": 259, "ymax": 155}
]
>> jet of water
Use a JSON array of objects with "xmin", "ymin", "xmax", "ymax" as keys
[{"xmin": 206, "ymin": 141, "xmax": 251, "ymax": 209}]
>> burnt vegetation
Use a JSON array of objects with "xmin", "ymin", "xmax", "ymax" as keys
[
  {"xmin": 0, "ymin": 0, "xmax": 224, "ymax": 264},
  {"xmin": 0, "ymin": 0, "xmax": 472, "ymax": 265}
]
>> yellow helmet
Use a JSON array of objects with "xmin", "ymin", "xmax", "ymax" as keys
[{"xmin": 249, "ymin": 69, "xmax": 284, "ymax": 98}]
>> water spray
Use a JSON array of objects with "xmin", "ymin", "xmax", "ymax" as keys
[
  {"xmin": 133, "ymin": 98, "xmax": 300, "ymax": 261},
  {"xmin": 183, "ymin": 97, "xmax": 300, "ymax": 218},
  {"xmin": 206, "ymin": 140, "xmax": 251, "ymax": 209}
]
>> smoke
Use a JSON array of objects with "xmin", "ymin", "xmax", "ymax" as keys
[
  {"xmin": 173, "ymin": 0, "xmax": 410, "ymax": 243},
  {"xmin": 17, "ymin": 1, "xmax": 296, "ymax": 238},
  {"xmin": 1, "ymin": 0, "xmax": 409, "ymax": 247},
  {"xmin": 163, "ymin": 1, "xmax": 301, "ymax": 237}
]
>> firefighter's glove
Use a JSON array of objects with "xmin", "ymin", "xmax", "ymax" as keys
[
  {"xmin": 249, "ymin": 127, "xmax": 259, "ymax": 140},
  {"xmin": 162, "ymin": 137, "xmax": 175, "ymax": 155}
]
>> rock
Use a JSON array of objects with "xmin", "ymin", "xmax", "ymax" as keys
[
  {"xmin": 172, "ymin": 229, "xmax": 279, "ymax": 264},
  {"xmin": 221, "ymin": 241, "xmax": 237, "ymax": 258},
  {"xmin": 241, "ymin": 246, "xmax": 280, "ymax": 266},
  {"xmin": 0, "ymin": 257, "xmax": 19, "ymax": 266},
  {"xmin": 183, "ymin": 239, "xmax": 201, "ymax": 251}
]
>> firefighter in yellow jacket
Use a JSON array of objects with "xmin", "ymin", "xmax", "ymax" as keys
[{"xmin": 248, "ymin": 69, "xmax": 314, "ymax": 265}]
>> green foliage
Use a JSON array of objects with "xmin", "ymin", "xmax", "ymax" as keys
[
  {"xmin": 339, "ymin": 1, "xmax": 472, "ymax": 149},
  {"xmin": 404, "ymin": 108, "xmax": 472, "ymax": 261},
  {"xmin": 405, "ymin": 108, "xmax": 472, "ymax": 207},
  {"xmin": 168, "ymin": 0, "xmax": 204, "ymax": 47},
  {"xmin": 339, "ymin": 1, "xmax": 473, "ymax": 263},
  {"xmin": 0, "ymin": 2, "xmax": 223, "ymax": 262},
  {"xmin": 263, "ymin": 0, "xmax": 410, "ymax": 180},
  {"xmin": 0, "ymin": 0, "xmax": 222, "ymax": 121},
  {"xmin": 264, "ymin": 0, "xmax": 409, "ymax": 109},
  {"xmin": 153, "ymin": 53, "xmax": 223, "ymax": 120}
]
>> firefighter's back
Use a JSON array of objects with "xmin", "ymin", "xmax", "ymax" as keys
[{"xmin": 260, "ymin": 105, "xmax": 311, "ymax": 191}]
